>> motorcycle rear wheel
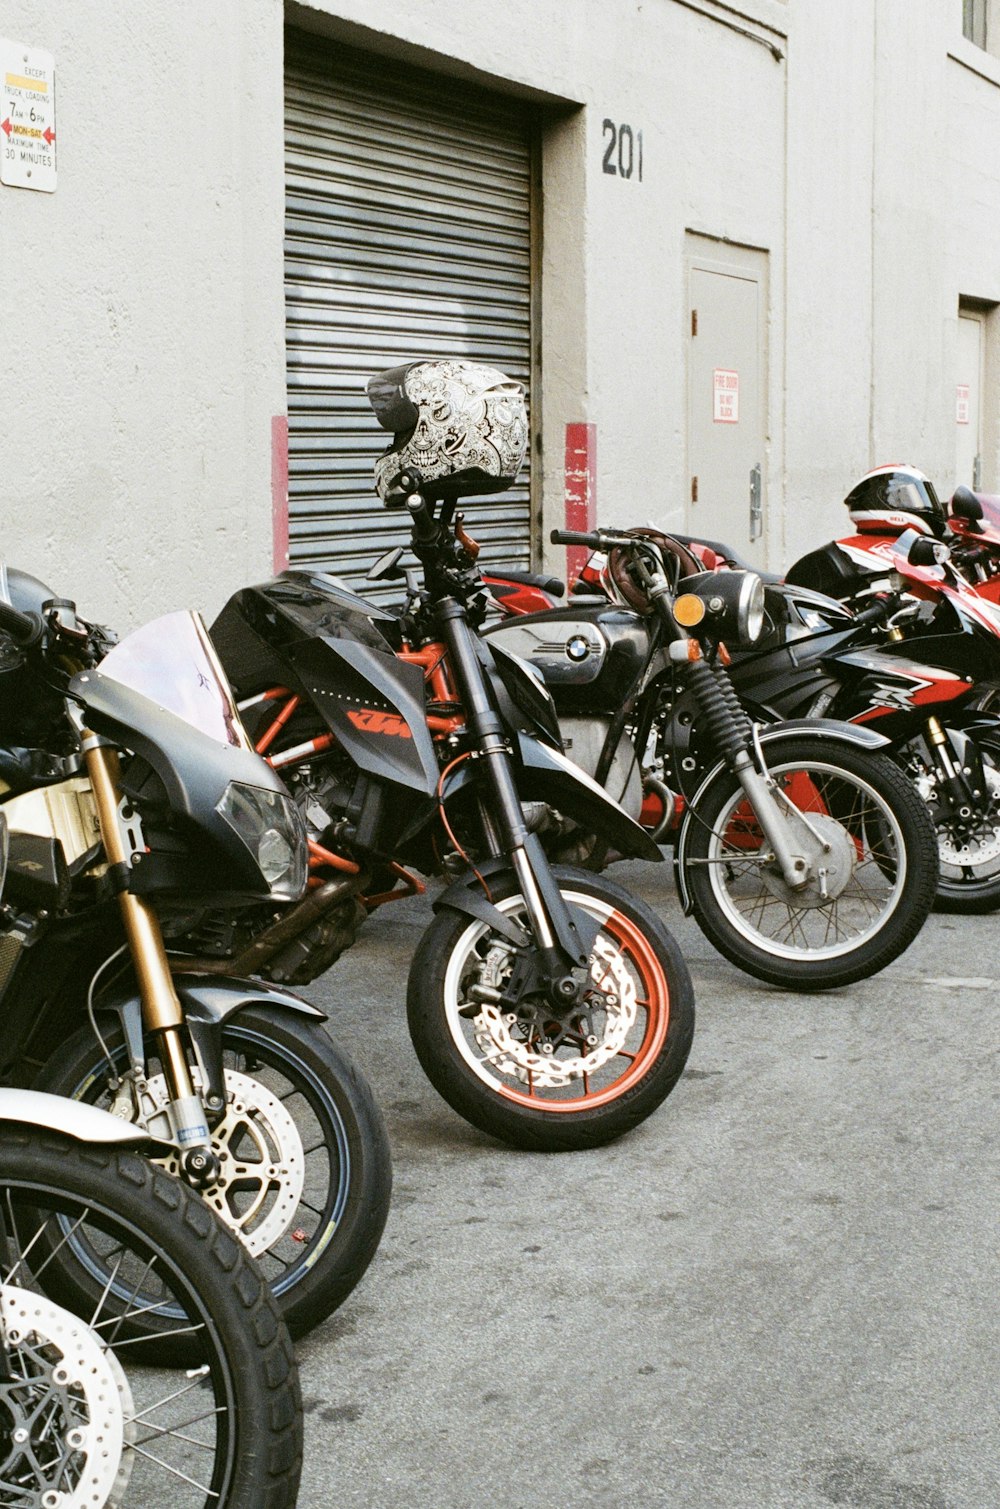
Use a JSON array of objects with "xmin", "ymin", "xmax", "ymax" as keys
[
  {"xmin": 33, "ymin": 1005, "xmax": 392, "ymax": 1354},
  {"xmin": 683, "ymin": 735, "xmax": 939, "ymax": 990},
  {"xmin": 0, "ymin": 1125, "xmax": 301, "ymax": 1507},
  {"xmin": 407, "ymin": 866, "xmax": 695, "ymax": 1151}
]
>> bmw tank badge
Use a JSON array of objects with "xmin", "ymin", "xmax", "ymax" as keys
[{"xmin": 566, "ymin": 634, "xmax": 590, "ymax": 662}]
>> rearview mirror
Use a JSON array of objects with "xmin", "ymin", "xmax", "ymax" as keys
[
  {"xmin": 951, "ymin": 485, "xmax": 984, "ymax": 528},
  {"xmin": 907, "ymin": 535, "xmax": 950, "ymax": 567}
]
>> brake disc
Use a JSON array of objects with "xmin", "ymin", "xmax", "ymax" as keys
[
  {"xmin": 935, "ymin": 763, "xmax": 1000, "ymax": 867},
  {"xmin": 470, "ymin": 934, "xmax": 637, "ymax": 1088},
  {"xmin": 0, "ymin": 1283, "xmax": 133, "ymax": 1507},
  {"xmin": 148, "ymin": 1068, "xmax": 305, "ymax": 1255}
]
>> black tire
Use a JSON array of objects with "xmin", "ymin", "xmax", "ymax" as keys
[
  {"xmin": 0, "ymin": 1124, "xmax": 301, "ymax": 1507},
  {"xmin": 33, "ymin": 1005, "xmax": 392, "ymax": 1346},
  {"xmin": 407, "ymin": 865, "xmax": 695, "ymax": 1152},
  {"xmin": 684, "ymin": 735, "xmax": 939, "ymax": 990},
  {"xmin": 900, "ymin": 730, "xmax": 1000, "ymax": 915}
]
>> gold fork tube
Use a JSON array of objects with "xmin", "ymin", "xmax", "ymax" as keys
[{"xmin": 83, "ymin": 737, "xmax": 195, "ymax": 1099}]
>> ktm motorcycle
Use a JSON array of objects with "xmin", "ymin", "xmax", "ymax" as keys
[
  {"xmin": 206, "ymin": 474, "xmax": 695, "ymax": 1152},
  {"xmin": 485, "ymin": 528, "xmax": 939, "ymax": 991},
  {"xmin": 0, "ymin": 572, "xmax": 391, "ymax": 1345}
]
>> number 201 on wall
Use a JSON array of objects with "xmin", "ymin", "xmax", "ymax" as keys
[{"xmin": 602, "ymin": 120, "xmax": 643, "ymax": 181}]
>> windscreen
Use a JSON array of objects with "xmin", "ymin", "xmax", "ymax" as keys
[{"xmin": 96, "ymin": 611, "xmax": 252, "ymax": 749}]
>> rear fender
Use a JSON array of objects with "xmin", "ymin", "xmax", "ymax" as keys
[{"xmin": 673, "ymin": 718, "xmax": 891, "ymax": 911}]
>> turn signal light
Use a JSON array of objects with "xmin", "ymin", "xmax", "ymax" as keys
[{"xmin": 673, "ymin": 593, "xmax": 707, "ymax": 627}]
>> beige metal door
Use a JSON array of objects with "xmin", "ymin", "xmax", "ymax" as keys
[
  {"xmin": 686, "ymin": 241, "xmax": 768, "ymax": 564},
  {"xmin": 956, "ymin": 310, "xmax": 985, "ymax": 489}
]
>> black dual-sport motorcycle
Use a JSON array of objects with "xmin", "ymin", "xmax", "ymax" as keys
[
  {"xmin": 207, "ymin": 477, "xmax": 695, "ymax": 1152},
  {"xmin": 485, "ymin": 528, "xmax": 940, "ymax": 990},
  {"xmin": 0, "ymin": 574, "xmax": 391, "ymax": 1344}
]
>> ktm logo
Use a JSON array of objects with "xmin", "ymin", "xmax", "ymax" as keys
[{"xmin": 346, "ymin": 709, "xmax": 413, "ymax": 738}]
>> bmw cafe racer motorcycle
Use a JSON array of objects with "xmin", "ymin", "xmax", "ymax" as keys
[
  {"xmin": 0, "ymin": 575, "xmax": 391, "ymax": 1343},
  {"xmin": 485, "ymin": 527, "xmax": 940, "ymax": 991},
  {"xmin": 209, "ymin": 360, "xmax": 694, "ymax": 1152}
]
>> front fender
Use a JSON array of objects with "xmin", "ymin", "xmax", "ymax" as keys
[
  {"xmin": 94, "ymin": 973, "xmax": 326, "ymax": 1115},
  {"xmin": 516, "ymin": 734, "xmax": 662, "ymax": 862},
  {"xmin": 0, "ymin": 1087, "xmax": 161, "ymax": 1149}
]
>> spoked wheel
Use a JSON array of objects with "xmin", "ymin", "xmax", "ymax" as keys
[
  {"xmin": 0, "ymin": 1125, "xmax": 301, "ymax": 1507},
  {"xmin": 903, "ymin": 731, "xmax": 1000, "ymax": 914},
  {"xmin": 33, "ymin": 1005, "xmax": 392, "ymax": 1357},
  {"xmin": 407, "ymin": 866, "xmax": 694, "ymax": 1151},
  {"xmin": 684, "ymin": 735, "xmax": 939, "ymax": 990}
]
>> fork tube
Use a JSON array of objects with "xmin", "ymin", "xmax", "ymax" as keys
[{"xmin": 83, "ymin": 737, "xmax": 200, "ymax": 1109}]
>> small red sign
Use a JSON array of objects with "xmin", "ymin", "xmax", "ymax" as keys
[{"xmin": 713, "ymin": 369, "xmax": 740, "ymax": 424}]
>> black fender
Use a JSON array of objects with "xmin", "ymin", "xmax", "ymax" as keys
[
  {"xmin": 515, "ymin": 733, "xmax": 663, "ymax": 862},
  {"xmin": 432, "ymin": 847, "xmax": 602, "ymax": 967},
  {"xmin": 95, "ymin": 973, "xmax": 325, "ymax": 1116},
  {"xmin": 673, "ymin": 718, "xmax": 892, "ymax": 912},
  {"xmin": 0, "ymin": 1087, "xmax": 163, "ymax": 1149}
]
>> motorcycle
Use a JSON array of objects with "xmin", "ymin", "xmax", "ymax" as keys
[
  {"xmin": 484, "ymin": 527, "xmax": 940, "ymax": 991},
  {"xmin": 496, "ymin": 529, "xmax": 1000, "ymax": 916},
  {"xmin": 0, "ymin": 814, "xmax": 303, "ymax": 1508},
  {"xmin": 203, "ymin": 358, "xmax": 695, "ymax": 1151},
  {"xmin": 0, "ymin": 576, "xmax": 391, "ymax": 1343}
]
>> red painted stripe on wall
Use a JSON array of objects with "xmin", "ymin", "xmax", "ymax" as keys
[
  {"xmin": 564, "ymin": 422, "xmax": 597, "ymax": 580},
  {"xmin": 271, "ymin": 415, "xmax": 289, "ymax": 573}
]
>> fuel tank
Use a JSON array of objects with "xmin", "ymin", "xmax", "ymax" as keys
[{"xmin": 484, "ymin": 604, "xmax": 652, "ymax": 714}]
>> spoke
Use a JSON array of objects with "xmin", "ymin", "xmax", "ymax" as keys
[
  {"xmin": 110, "ymin": 1322, "xmax": 206, "ymax": 1349},
  {"xmin": 129, "ymin": 1372, "xmax": 215, "ymax": 1423},
  {"xmin": 11, "ymin": 1211, "xmax": 88, "ymax": 1286},
  {"xmin": 125, "ymin": 1440, "xmax": 216, "ymax": 1495}
]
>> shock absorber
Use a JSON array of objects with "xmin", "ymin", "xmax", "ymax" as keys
[{"xmin": 685, "ymin": 657, "xmax": 751, "ymax": 763}]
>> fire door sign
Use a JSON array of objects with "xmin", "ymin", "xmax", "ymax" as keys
[
  {"xmin": 713, "ymin": 368, "xmax": 739, "ymax": 423},
  {"xmin": 1, "ymin": 40, "xmax": 56, "ymax": 191},
  {"xmin": 956, "ymin": 384, "xmax": 970, "ymax": 424}
]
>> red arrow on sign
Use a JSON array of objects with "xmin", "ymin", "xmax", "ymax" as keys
[
  {"xmin": 43, "ymin": 126, "xmax": 55, "ymax": 145},
  {"xmin": 0, "ymin": 119, "xmax": 10, "ymax": 138}
]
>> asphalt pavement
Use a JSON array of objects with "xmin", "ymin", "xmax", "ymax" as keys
[{"xmin": 295, "ymin": 861, "xmax": 999, "ymax": 1508}]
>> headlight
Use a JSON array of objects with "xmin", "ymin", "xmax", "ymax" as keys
[
  {"xmin": 217, "ymin": 782, "xmax": 307, "ymax": 900},
  {"xmin": 673, "ymin": 570, "xmax": 766, "ymax": 647}
]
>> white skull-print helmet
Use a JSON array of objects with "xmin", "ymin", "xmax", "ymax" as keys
[{"xmin": 367, "ymin": 359, "xmax": 528, "ymax": 502}]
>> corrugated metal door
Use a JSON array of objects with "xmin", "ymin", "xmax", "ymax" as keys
[{"xmin": 284, "ymin": 32, "xmax": 535, "ymax": 588}]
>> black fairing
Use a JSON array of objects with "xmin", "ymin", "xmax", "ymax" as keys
[
  {"xmin": 486, "ymin": 642, "xmax": 563, "ymax": 747},
  {"xmin": 785, "ymin": 542, "xmax": 874, "ymax": 599},
  {"xmin": 71, "ymin": 669, "xmax": 293, "ymax": 899}
]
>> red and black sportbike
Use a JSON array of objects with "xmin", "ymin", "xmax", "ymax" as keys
[{"xmin": 205, "ymin": 359, "xmax": 694, "ymax": 1152}]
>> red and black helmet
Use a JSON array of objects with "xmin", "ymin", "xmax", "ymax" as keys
[{"xmin": 844, "ymin": 465, "xmax": 948, "ymax": 538}]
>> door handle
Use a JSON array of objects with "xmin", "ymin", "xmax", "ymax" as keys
[{"xmin": 749, "ymin": 463, "xmax": 763, "ymax": 541}]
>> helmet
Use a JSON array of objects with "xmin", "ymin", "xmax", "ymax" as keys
[
  {"xmin": 367, "ymin": 359, "xmax": 528, "ymax": 502},
  {"xmin": 603, "ymin": 528, "xmax": 702, "ymax": 614},
  {"xmin": 844, "ymin": 465, "xmax": 948, "ymax": 538}
]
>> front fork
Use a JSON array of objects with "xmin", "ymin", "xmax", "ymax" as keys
[
  {"xmin": 924, "ymin": 716, "xmax": 978, "ymax": 824},
  {"xmin": 436, "ymin": 600, "xmax": 592, "ymax": 1002},
  {"xmin": 683, "ymin": 654, "xmax": 817, "ymax": 890},
  {"xmin": 82, "ymin": 734, "xmax": 217, "ymax": 1173}
]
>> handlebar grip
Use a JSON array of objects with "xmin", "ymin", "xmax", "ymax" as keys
[
  {"xmin": 0, "ymin": 600, "xmax": 43, "ymax": 646},
  {"xmin": 550, "ymin": 529, "xmax": 602, "ymax": 549},
  {"xmin": 852, "ymin": 595, "xmax": 897, "ymax": 629},
  {"xmin": 405, "ymin": 492, "xmax": 440, "ymax": 545}
]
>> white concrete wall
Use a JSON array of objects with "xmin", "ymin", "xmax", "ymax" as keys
[
  {"xmin": 4, "ymin": 0, "xmax": 1000, "ymax": 620},
  {"xmin": 1, "ymin": 0, "xmax": 285, "ymax": 628}
]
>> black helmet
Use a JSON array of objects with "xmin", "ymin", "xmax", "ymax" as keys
[{"xmin": 844, "ymin": 465, "xmax": 948, "ymax": 538}]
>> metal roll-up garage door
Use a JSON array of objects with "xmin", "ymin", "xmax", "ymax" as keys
[{"xmin": 284, "ymin": 31, "xmax": 535, "ymax": 589}]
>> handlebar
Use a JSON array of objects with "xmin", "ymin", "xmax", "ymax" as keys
[
  {"xmin": 0, "ymin": 600, "xmax": 43, "ymax": 647},
  {"xmin": 550, "ymin": 527, "xmax": 638, "ymax": 551},
  {"xmin": 850, "ymin": 593, "xmax": 900, "ymax": 630}
]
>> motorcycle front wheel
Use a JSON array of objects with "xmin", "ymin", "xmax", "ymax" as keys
[
  {"xmin": 407, "ymin": 866, "xmax": 695, "ymax": 1151},
  {"xmin": 683, "ymin": 735, "xmax": 939, "ymax": 990},
  {"xmin": 900, "ymin": 727, "xmax": 1000, "ymax": 914},
  {"xmin": 0, "ymin": 1125, "xmax": 301, "ymax": 1507},
  {"xmin": 33, "ymin": 1004, "xmax": 392, "ymax": 1353}
]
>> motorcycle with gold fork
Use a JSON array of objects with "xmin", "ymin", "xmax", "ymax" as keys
[{"xmin": 0, "ymin": 577, "xmax": 390, "ymax": 1347}]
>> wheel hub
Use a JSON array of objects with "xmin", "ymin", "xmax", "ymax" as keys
[
  {"xmin": 759, "ymin": 813, "xmax": 857, "ymax": 908},
  {"xmin": 470, "ymin": 934, "xmax": 637, "ymax": 1088},
  {"xmin": 917, "ymin": 762, "xmax": 1000, "ymax": 867},
  {"xmin": 0, "ymin": 1284, "xmax": 134, "ymax": 1506},
  {"xmin": 149, "ymin": 1068, "xmax": 305, "ymax": 1255}
]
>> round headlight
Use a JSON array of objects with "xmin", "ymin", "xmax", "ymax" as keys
[{"xmin": 739, "ymin": 572, "xmax": 766, "ymax": 644}]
